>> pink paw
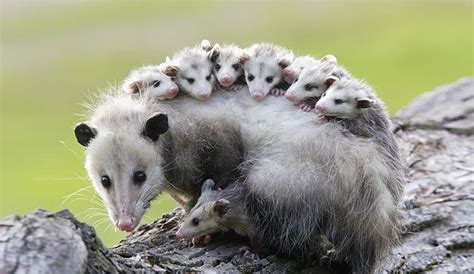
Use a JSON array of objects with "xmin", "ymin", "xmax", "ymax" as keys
[
  {"xmin": 230, "ymin": 84, "xmax": 245, "ymax": 92},
  {"xmin": 192, "ymin": 235, "xmax": 212, "ymax": 246},
  {"xmin": 239, "ymin": 246, "xmax": 259, "ymax": 260}
]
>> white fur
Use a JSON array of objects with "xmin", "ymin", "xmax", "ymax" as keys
[
  {"xmin": 243, "ymin": 43, "xmax": 293, "ymax": 100},
  {"xmin": 168, "ymin": 44, "xmax": 216, "ymax": 100},
  {"xmin": 283, "ymin": 55, "xmax": 320, "ymax": 84},
  {"xmin": 211, "ymin": 44, "xmax": 245, "ymax": 87},
  {"xmin": 121, "ymin": 65, "xmax": 178, "ymax": 100}
]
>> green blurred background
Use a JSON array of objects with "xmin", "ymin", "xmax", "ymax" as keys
[{"xmin": 1, "ymin": 0, "xmax": 472, "ymax": 246}]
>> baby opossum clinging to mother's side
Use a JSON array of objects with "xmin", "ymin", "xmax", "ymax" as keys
[{"xmin": 176, "ymin": 179, "xmax": 255, "ymax": 240}]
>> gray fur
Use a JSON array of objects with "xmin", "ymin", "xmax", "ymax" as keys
[{"xmin": 77, "ymin": 83, "xmax": 405, "ymax": 273}]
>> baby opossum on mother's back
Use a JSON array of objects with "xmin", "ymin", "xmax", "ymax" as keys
[
  {"xmin": 121, "ymin": 64, "xmax": 179, "ymax": 100},
  {"xmin": 165, "ymin": 40, "xmax": 217, "ymax": 100},
  {"xmin": 315, "ymin": 78, "xmax": 405, "ymax": 200},
  {"xmin": 285, "ymin": 55, "xmax": 351, "ymax": 111},
  {"xmin": 208, "ymin": 43, "xmax": 248, "ymax": 91},
  {"xmin": 241, "ymin": 43, "xmax": 294, "ymax": 100}
]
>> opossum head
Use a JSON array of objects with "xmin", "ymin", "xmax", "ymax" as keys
[
  {"xmin": 167, "ymin": 46, "xmax": 216, "ymax": 100},
  {"xmin": 210, "ymin": 44, "xmax": 247, "ymax": 87},
  {"xmin": 282, "ymin": 56, "xmax": 319, "ymax": 84},
  {"xmin": 315, "ymin": 79, "xmax": 375, "ymax": 119},
  {"xmin": 176, "ymin": 179, "xmax": 230, "ymax": 239},
  {"xmin": 285, "ymin": 55, "xmax": 338, "ymax": 105},
  {"xmin": 74, "ymin": 99, "xmax": 169, "ymax": 232},
  {"xmin": 242, "ymin": 43, "xmax": 293, "ymax": 101},
  {"xmin": 123, "ymin": 65, "xmax": 179, "ymax": 100}
]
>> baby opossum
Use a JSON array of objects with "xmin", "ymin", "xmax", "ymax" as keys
[
  {"xmin": 121, "ymin": 65, "xmax": 179, "ymax": 100},
  {"xmin": 176, "ymin": 179, "xmax": 254, "ymax": 240},
  {"xmin": 241, "ymin": 43, "xmax": 293, "ymax": 100},
  {"xmin": 285, "ymin": 55, "xmax": 352, "ymax": 111},
  {"xmin": 208, "ymin": 43, "xmax": 248, "ymax": 91},
  {"xmin": 315, "ymin": 78, "xmax": 405, "ymax": 200},
  {"xmin": 165, "ymin": 40, "xmax": 217, "ymax": 100},
  {"xmin": 282, "ymin": 55, "xmax": 319, "ymax": 84}
]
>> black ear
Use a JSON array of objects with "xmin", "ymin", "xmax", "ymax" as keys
[
  {"xmin": 209, "ymin": 43, "xmax": 221, "ymax": 63},
  {"xmin": 356, "ymin": 98, "xmax": 375, "ymax": 109},
  {"xmin": 213, "ymin": 199, "xmax": 230, "ymax": 217},
  {"xmin": 144, "ymin": 113, "xmax": 169, "ymax": 141},
  {"xmin": 74, "ymin": 123, "xmax": 96, "ymax": 147},
  {"xmin": 324, "ymin": 76, "xmax": 339, "ymax": 87},
  {"xmin": 201, "ymin": 179, "xmax": 215, "ymax": 193}
]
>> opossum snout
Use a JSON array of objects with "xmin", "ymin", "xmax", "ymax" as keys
[
  {"xmin": 168, "ymin": 84, "xmax": 179, "ymax": 96},
  {"xmin": 219, "ymin": 75, "xmax": 234, "ymax": 86},
  {"xmin": 252, "ymin": 92, "xmax": 264, "ymax": 101},
  {"xmin": 285, "ymin": 94, "xmax": 296, "ymax": 101},
  {"xmin": 197, "ymin": 91, "xmax": 211, "ymax": 100},
  {"xmin": 116, "ymin": 215, "xmax": 135, "ymax": 232},
  {"xmin": 315, "ymin": 104, "xmax": 325, "ymax": 113},
  {"xmin": 282, "ymin": 67, "xmax": 294, "ymax": 77}
]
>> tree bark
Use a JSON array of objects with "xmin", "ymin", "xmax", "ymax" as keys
[{"xmin": 1, "ymin": 77, "xmax": 473, "ymax": 273}]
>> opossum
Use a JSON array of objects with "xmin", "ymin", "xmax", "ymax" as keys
[
  {"xmin": 121, "ymin": 65, "xmax": 179, "ymax": 100},
  {"xmin": 176, "ymin": 179, "xmax": 254, "ymax": 240},
  {"xmin": 208, "ymin": 43, "xmax": 248, "ymax": 91},
  {"xmin": 282, "ymin": 55, "xmax": 319, "ymax": 84},
  {"xmin": 315, "ymin": 78, "xmax": 405, "ymax": 200},
  {"xmin": 241, "ymin": 43, "xmax": 293, "ymax": 100},
  {"xmin": 76, "ymin": 85, "xmax": 405, "ymax": 273},
  {"xmin": 285, "ymin": 55, "xmax": 351, "ymax": 111},
  {"xmin": 74, "ymin": 91, "xmax": 244, "ymax": 232},
  {"xmin": 165, "ymin": 40, "xmax": 217, "ymax": 100}
]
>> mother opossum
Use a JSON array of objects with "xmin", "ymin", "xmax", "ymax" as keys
[{"xmin": 74, "ymin": 88, "xmax": 405, "ymax": 273}]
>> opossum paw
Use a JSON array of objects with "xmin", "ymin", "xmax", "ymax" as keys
[
  {"xmin": 239, "ymin": 246, "xmax": 259, "ymax": 260},
  {"xmin": 230, "ymin": 84, "xmax": 245, "ymax": 91},
  {"xmin": 192, "ymin": 235, "xmax": 212, "ymax": 246}
]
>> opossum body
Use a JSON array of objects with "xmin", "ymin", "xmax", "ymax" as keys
[
  {"xmin": 166, "ymin": 40, "xmax": 217, "ymax": 100},
  {"xmin": 315, "ymin": 78, "xmax": 406, "ymax": 200},
  {"xmin": 176, "ymin": 179, "xmax": 254, "ymax": 240},
  {"xmin": 209, "ymin": 44, "xmax": 248, "ymax": 91},
  {"xmin": 242, "ymin": 43, "xmax": 293, "ymax": 100},
  {"xmin": 121, "ymin": 65, "xmax": 179, "ymax": 100},
  {"xmin": 76, "ymin": 86, "xmax": 405, "ymax": 273}
]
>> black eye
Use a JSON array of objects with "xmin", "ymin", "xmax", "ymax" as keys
[
  {"xmin": 206, "ymin": 74, "xmax": 212, "ymax": 81},
  {"xmin": 187, "ymin": 78, "xmax": 195, "ymax": 84},
  {"xmin": 334, "ymin": 99, "xmax": 343, "ymax": 104},
  {"xmin": 321, "ymin": 92, "xmax": 326, "ymax": 97},
  {"xmin": 294, "ymin": 77, "xmax": 299, "ymax": 82},
  {"xmin": 215, "ymin": 64, "xmax": 221, "ymax": 71},
  {"xmin": 232, "ymin": 63, "xmax": 240, "ymax": 70},
  {"xmin": 247, "ymin": 74, "xmax": 254, "ymax": 81},
  {"xmin": 151, "ymin": 80, "xmax": 160, "ymax": 88},
  {"xmin": 304, "ymin": 84, "xmax": 314, "ymax": 91},
  {"xmin": 101, "ymin": 175, "xmax": 111, "ymax": 188},
  {"xmin": 265, "ymin": 76, "xmax": 274, "ymax": 83},
  {"xmin": 192, "ymin": 218, "xmax": 200, "ymax": 226},
  {"xmin": 133, "ymin": 171, "xmax": 147, "ymax": 185}
]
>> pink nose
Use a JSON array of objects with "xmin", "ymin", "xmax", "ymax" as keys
[
  {"xmin": 198, "ymin": 92, "xmax": 211, "ymax": 100},
  {"xmin": 283, "ymin": 68, "xmax": 294, "ymax": 77},
  {"xmin": 169, "ymin": 84, "xmax": 178, "ymax": 94},
  {"xmin": 285, "ymin": 94, "xmax": 295, "ymax": 101},
  {"xmin": 220, "ymin": 75, "xmax": 233, "ymax": 86},
  {"xmin": 116, "ymin": 216, "xmax": 134, "ymax": 232},
  {"xmin": 252, "ymin": 92, "xmax": 264, "ymax": 101},
  {"xmin": 315, "ymin": 104, "xmax": 324, "ymax": 113}
]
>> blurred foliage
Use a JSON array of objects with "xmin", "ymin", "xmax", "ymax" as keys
[{"xmin": 0, "ymin": 0, "xmax": 472, "ymax": 246}]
